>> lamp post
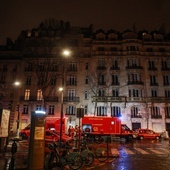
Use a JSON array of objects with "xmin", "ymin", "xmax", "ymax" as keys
[
  {"xmin": 59, "ymin": 49, "xmax": 71, "ymax": 148},
  {"xmin": 13, "ymin": 81, "xmax": 21, "ymax": 138}
]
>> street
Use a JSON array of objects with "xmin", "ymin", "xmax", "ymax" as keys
[{"xmin": 1, "ymin": 138, "xmax": 170, "ymax": 169}]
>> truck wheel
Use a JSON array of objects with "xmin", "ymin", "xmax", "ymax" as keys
[
  {"xmin": 156, "ymin": 136, "xmax": 160, "ymax": 140},
  {"xmin": 21, "ymin": 134, "xmax": 28, "ymax": 140},
  {"xmin": 140, "ymin": 136, "xmax": 144, "ymax": 140},
  {"xmin": 127, "ymin": 135, "xmax": 133, "ymax": 141}
]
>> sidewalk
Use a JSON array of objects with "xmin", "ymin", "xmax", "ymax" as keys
[{"xmin": 0, "ymin": 139, "xmax": 118, "ymax": 170}]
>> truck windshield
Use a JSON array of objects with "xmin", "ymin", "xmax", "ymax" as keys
[{"xmin": 122, "ymin": 125, "xmax": 130, "ymax": 130}]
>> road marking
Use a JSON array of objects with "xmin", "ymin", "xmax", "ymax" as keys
[
  {"xmin": 134, "ymin": 148, "xmax": 149, "ymax": 154},
  {"xmin": 111, "ymin": 148, "xmax": 119, "ymax": 155},
  {"xmin": 123, "ymin": 148, "xmax": 135, "ymax": 154},
  {"xmin": 146, "ymin": 148, "xmax": 164, "ymax": 154}
]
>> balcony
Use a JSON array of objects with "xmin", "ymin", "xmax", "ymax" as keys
[
  {"xmin": 126, "ymin": 66, "xmax": 143, "ymax": 70},
  {"xmin": 127, "ymin": 81, "xmax": 144, "ymax": 85},
  {"xmin": 148, "ymin": 67, "xmax": 157, "ymax": 71},
  {"xmin": 151, "ymin": 115, "xmax": 162, "ymax": 119},
  {"xmin": 161, "ymin": 67, "xmax": 170, "ymax": 71},
  {"xmin": 131, "ymin": 115, "xmax": 142, "ymax": 118},
  {"xmin": 66, "ymin": 81, "xmax": 77, "ymax": 86},
  {"xmin": 150, "ymin": 83, "xmax": 158, "ymax": 86},
  {"xmin": 92, "ymin": 96, "xmax": 126, "ymax": 102},
  {"xmin": 67, "ymin": 67, "xmax": 77, "ymax": 72},
  {"xmin": 97, "ymin": 66, "xmax": 106, "ymax": 70},
  {"xmin": 63, "ymin": 96, "xmax": 80, "ymax": 102},
  {"xmin": 111, "ymin": 82, "xmax": 120, "ymax": 86},
  {"xmin": 110, "ymin": 66, "xmax": 120, "ymax": 70},
  {"xmin": 20, "ymin": 96, "xmax": 58, "ymax": 102},
  {"xmin": 98, "ymin": 82, "xmax": 106, "ymax": 85}
]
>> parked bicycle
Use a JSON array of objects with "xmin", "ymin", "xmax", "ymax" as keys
[{"xmin": 44, "ymin": 141, "xmax": 83, "ymax": 170}]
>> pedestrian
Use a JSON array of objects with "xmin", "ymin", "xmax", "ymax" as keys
[
  {"xmin": 74, "ymin": 125, "xmax": 78, "ymax": 138},
  {"xmin": 68, "ymin": 125, "xmax": 71, "ymax": 137},
  {"xmin": 71, "ymin": 126, "xmax": 75, "ymax": 139}
]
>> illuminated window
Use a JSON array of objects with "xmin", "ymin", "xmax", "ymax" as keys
[
  {"xmin": 37, "ymin": 89, "xmax": 43, "ymax": 100},
  {"xmin": 24, "ymin": 89, "xmax": 30, "ymax": 100}
]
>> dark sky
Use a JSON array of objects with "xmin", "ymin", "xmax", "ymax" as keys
[{"xmin": 0, "ymin": 0, "xmax": 170, "ymax": 44}]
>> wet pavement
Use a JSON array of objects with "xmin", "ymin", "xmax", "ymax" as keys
[{"xmin": 0, "ymin": 139, "xmax": 118, "ymax": 170}]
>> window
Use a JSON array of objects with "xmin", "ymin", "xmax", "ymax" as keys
[
  {"xmin": 98, "ymin": 59, "xmax": 105, "ymax": 67},
  {"xmin": 148, "ymin": 61, "xmax": 156, "ymax": 69},
  {"xmin": 127, "ymin": 58, "xmax": 139, "ymax": 67},
  {"xmin": 51, "ymin": 76, "xmax": 57, "ymax": 86},
  {"xmin": 48, "ymin": 105, "xmax": 54, "ymax": 115},
  {"xmin": 67, "ymin": 75, "xmax": 77, "ymax": 85},
  {"xmin": 165, "ymin": 107, "xmax": 170, "ymax": 118},
  {"xmin": 111, "ymin": 59, "xmax": 119, "ymax": 69},
  {"xmin": 37, "ymin": 89, "xmax": 43, "ymax": 100},
  {"xmin": 0, "ymin": 74, "xmax": 5, "ymax": 84},
  {"xmin": 112, "ymin": 74, "xmax": 119, "ymax": 85},
  {"xmin": 146, "ymin": 48, "xmax": 153, "ymax": 52},
  {"xmin": 84, "ymin": 91, "xmax": 88, "ymax": 99},
  {"xmin": 112, "ymin": 89, "xmax": 119, "ymax": 97},
  {"xmin": 66, "ymin": 105, "xmax": 76, "ymax": 115},
  {"xmin": 98, "ymin": 74, "xmax": 105, "ymax": 85},
  {"xmin": 25, "ymin": 75, "xmax": 31, "ymax": 85},
  {"xmin": 128, "ymin": 73, "xmax": 141, "ymax": 83},
  {"xmin": 85, "ymin": 63, "xmax": 88, "ymax": 70},
  {"xmin": 98, "ymin": 47, "xmax": 104, "ymax": 51},
  {"xmin": 68, "ymin": 62, "xmax": 77, "ymax": 71},
  {"xmin": 165, "ymin": 90, "xmax": 170, "ymax": 97},
  {"xmin": 67, "ymin": 89, "xmax": 76, "ymax": 100},
  {"xmin": 97, "ymin": 106, "xmax": 107, "ymax": 116},
  {"xmin": 39, "ymin": 62, "xmax": 45, "ymax": 71},
  {"xmin": 24, "ymin": 89, "xmax": 30, "ymax": 100},
  {"xmin": 85, "ymin": 76, "xmax": 88, "ymax": 84},
  {"xmin": 111, "ymin": 47, "xmax": 117, "ymax": 51},
  {"xmin": 162, "ymin": 60, "xmax": 168, "ymax": 69},
  {"xmin": 99, "ymin": 89, "xmax": 105, "ymax": 97},
  {"xmin": 150, "ymin": 75, "xmax": 158, "ymax": 86},
  {"xmin": 131, "ymin": 107, "xmax": 141, "ymax": 118},
  {"xmin": 129, "ymin": 89, "xmax": 141, "ymax": 97},
  {"xmin": 151, "ymin": 107, "xmax": 161, "ymax": 118},
  {"xmin": 23, "ymin": 105, "xmax": 29, "ymax": 114},
  {"xmin": 163, "ymin": 75, "xmax": 170, "ymax": 85},
  {"xmin": 36, "ymin": 105, "xmax": 42, "ymax": 111},
  {"xmin": 111, "ymin": 106, "xmax": 121, "ymax": 117},
  {"xmin": 84, "ymin": 105, "xmax": 88, "ymax": 115},
  {"xmin": 151, "ymin": 90, "xmax": 157, "ymax": 97}
]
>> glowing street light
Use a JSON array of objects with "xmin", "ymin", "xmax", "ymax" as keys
[{"xmin": 59, "ymin": 49, "xmax": 71, "ymax": 149}]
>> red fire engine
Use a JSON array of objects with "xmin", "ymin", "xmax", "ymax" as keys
[{"xmin": 82, "ymin": 116, "xmax": 136, "ymax": 141}]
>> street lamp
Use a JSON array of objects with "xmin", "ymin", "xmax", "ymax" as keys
[
  {"xmin": 59, "ymin": 49, "xmax": 71, "ymax": 148},
  {"xmin": 13, "ymin": 81, "xmax": 21, "ymax": 138}
]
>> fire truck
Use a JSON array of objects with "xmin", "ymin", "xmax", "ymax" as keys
[
  {"xmin": 82, "ymin": 116, "xmax": 136, "ymax": 141},
  {"xmin": 45, "ymin": 117, "xmax": 67, "ymax": 134}
]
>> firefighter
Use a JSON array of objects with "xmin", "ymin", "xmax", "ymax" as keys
[
  {"xmin": 68, "ymin": 125, "xmax": 71, "ymax": 137},
  {"xmin": 70, "ymin": 126, "xmax": 75, "ymax": 139}
]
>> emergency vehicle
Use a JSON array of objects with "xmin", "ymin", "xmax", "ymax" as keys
[{"xmin": 82, "ymin": 116, "xmax": 136, "ymax": 141}]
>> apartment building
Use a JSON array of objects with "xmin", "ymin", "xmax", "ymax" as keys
[{"xmin": 0, "ymin": 24, "xmax": 170, "ymax": 134}]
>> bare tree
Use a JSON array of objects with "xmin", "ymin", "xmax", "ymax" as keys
[
  {"xmin": 24, "ymin": 37, "xmax": 64, "ymax": 111},
  {"xmin": 86, "ymin": 68, "xmax": 112, "ymax": 116}
]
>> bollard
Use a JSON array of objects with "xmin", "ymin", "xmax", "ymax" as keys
[{"xmin": 9, "ymin": 139, "xmax": 18, "ymax": 170}]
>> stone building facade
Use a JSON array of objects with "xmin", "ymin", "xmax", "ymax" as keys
[{"xmin": 1, "ymin": 23, "xmax": 170, "ymax": 134}]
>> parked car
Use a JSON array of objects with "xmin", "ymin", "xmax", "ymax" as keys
[
  {"xmin": 19, "ymin": 125, "xmax": 72, "ymax": 143},
  {"xmin": 136, "ymin": 129, "xmax": 161, "ymax": 140}
]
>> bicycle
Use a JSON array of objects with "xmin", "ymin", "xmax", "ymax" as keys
[
  {"xmin": 44, "ymin": 141, "xmax": 83, "ymax": 170},
  {"xmin": 75, "ymin": 135, "xmax": 108, "ymax": 165}
]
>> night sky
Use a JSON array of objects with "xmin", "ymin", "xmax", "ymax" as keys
[{"xmin": 0, "ymin": 0, "xmax": 170, "ymax": 44}]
